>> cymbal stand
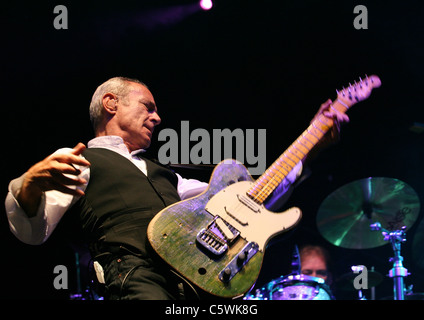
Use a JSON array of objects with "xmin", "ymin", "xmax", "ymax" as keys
[{"xmin": 370, "ymin": 222, "xmax": 409, "ymax": 300}]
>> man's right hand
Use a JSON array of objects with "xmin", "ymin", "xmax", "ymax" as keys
[{"xmin": 17, "ymin": 143, "xmax": 90, "ymax": 217}]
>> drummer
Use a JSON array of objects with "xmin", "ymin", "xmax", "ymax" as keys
[{"xmin": 299, "ymin": 245, "xmax": 332, "ymax": 285}]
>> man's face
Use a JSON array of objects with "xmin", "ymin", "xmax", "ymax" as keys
[
  {"xmin": 301, "ymin": 254, "xmax": 328, "ymax": 281},
  {"xmin": 116, "ymin": 82, "xmax": 161, "ymax": 152}
]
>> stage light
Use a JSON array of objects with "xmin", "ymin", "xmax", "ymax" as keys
[{"xmin": 199, "ymin": 0, "xmax": 213, "ymax": 11}]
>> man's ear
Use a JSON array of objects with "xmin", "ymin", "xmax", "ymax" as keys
[{"xmin": 102, "ymin": 93, "xmax": 118, "ymax": 114}]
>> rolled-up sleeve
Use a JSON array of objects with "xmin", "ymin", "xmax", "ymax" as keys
[
  {"xmin": 176, "ymin": 174, "xmax": 208, "ymax": 200},
  {"xmin": 5, "ymin": 148, "xmax": 90, "ymax": 245}
]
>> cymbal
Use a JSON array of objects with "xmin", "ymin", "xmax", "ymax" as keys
[
  {"xmin": 336, "ymin": 269, "xmax": 383, "ymax": 291},
  {"xmin": 316, "ymin": 177, "xmax": 420, "ymax": 249}
]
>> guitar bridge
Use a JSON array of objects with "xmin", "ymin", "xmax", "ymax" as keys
[{"xmin": 196, "ymin": 217, "xmax": 240, "ymax": 256}]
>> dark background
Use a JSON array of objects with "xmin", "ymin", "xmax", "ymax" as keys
[{"xmin": 1, "ymin": 0, "xmax": 424, "ymax": 300}]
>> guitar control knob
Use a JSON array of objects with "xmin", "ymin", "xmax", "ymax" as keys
[
  {"xmin": 237, "ymin": 252, "xmax": 247, "ymax": 266},
  {"xmin": 222, "ymin": 267, "xmax": 232, "ymax": 281}
]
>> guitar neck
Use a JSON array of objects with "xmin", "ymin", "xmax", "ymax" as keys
[{"xmin": 246, "ymin": 99, "xmax": 351, "ymax": 204}]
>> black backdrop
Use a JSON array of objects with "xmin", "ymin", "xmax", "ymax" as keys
[{"xmin": 2, "ymin": 0, "xmax": 424, "ymax": 300}]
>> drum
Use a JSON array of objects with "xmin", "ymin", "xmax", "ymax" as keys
[{"xmin": 244, "ymin": 274, "xmax": 333, "ymax": 300}]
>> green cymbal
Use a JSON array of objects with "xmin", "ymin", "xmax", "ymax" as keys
[{"xmin": 316, "ymin": 177, "xmax": 420, "ymax": 249}]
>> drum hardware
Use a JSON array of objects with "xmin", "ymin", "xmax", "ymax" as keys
[
  {"xmin": 357, "ymin": 289, "xmax": 366, "ymax": 300},
  {"xmin": 68, "ymin": 249, "xmax": 105, "ymax": 300},
  {"xmin": 69, "ymin": 251, "xmax": 83, "ymax": 300},
  {"xmin": 370, "ymin": 222, "xmax": 410, "ymax": 300},
  {"xmin": 244, "ymin": 177, "xmax": 421, "ymax": 300},
  {"xmin": 243, "ymin": 274, "xmax": 333, "ymax": 300},
  {"xmin": 290, "ymin": 244, "xmax": 301, "ymax": 275}
]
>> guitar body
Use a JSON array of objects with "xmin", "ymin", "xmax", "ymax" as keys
[{"xmin": 148, "ymin": 160, "xmax": 302, "ymax": 298}]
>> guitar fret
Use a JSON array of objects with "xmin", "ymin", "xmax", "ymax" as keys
[
  {"xmin": 301, "ymin": 132, "xmax": 315, "ymax": 147},
  {"xmin": 254, "ymin": 177, "xmax": 278, "ymax": 193},
  {"xmin": 275, "ymin": 159, "xmax": 293, "ymax": 173},
  {"xmin": 285, "ymin": 154, "xmax": 300, "ymax": 168},
  {"xmin": 248, "ymin": 162, "xmax": 287, "ymax": 202},
  {"xmin": 295, "ymin": 142, "xmax": 310, "ymax": 155},
  {"xmin": 264, "ymin": 166, "xmax": 284, "ymax": 181},
  {"xmin": 287, "ymin": 149, "xmax": 302, "ymax": 162},
  {"xmin": 304, "ymin": 130, "xmax": 319, "ymax": 143},
  {"xmin": 257, "ymin": 187, "xmax": 273, "ymax": 199},
  {"xmin": 270, "ymin": 162, "xmax": 290, "ymax": 176},
  {"xmin": 262, "ymin": 184, "xmax": 275, "ymax": 195},
  {"xmin": 291, "ymin": 144, "xmax": 306, "ymax": 158},
  {"xmin": 317, "ymin": 114, "xmax": 333, "ymax": 128},
  {"xmin": 312, "ymin": 121, "xmax": 325, "ymax": 134},
  {"xmin": 268, "ymin": 170, "xmax": 285, "ymax": 183},
  {"xmin": 255, "ymin": 179, "xmax": 273, "ymax": 190},
  {"xmin": 298, "ymin": 139, "xmax": 312, "ymax": 152},
  {"xmin": 306, "ymin": 128, "xmax": 321, "ymax": 140},
  {"xmin": 281, "ymin": 154, "xmax": 297, "ymax": 167},
  {"xmin": 261, "ymin": 173, "xmax": 280, "ymax": 187},
  {"xmin": 256, "ymin": 170, "xmax": 283, "ymax": 190}
]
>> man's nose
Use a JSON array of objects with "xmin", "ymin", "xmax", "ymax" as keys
[{"xmin": 152, "ymin": 112, "xmax": 161, "ymax": 125}]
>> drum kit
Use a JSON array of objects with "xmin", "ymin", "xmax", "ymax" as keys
[{"xmin": 244, "ymin": 177, "xmax": 422, "ymax": 300}]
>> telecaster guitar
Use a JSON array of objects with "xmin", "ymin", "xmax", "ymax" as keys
[{"xmin": 148, "ymin": 75, "xmax": 381, "ymax": 298}]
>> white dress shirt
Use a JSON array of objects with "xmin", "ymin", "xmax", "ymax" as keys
[{"xmin": 5, "ymin": 135, "xmax": 301, "ymax": 245}]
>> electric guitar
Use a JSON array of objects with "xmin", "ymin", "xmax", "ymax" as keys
[{"xmin": 147, "ymin": 75, "xmax": 381, "ymax": 298}]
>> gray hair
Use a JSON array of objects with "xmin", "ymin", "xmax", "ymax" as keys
[{"xmin": 89, "ymin": 76, "xmax": 147, "ymax": 131}]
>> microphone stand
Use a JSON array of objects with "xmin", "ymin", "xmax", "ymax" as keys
[{"xmin": 370, "ymin": 222, "xmax": 409, "ymax": 300}]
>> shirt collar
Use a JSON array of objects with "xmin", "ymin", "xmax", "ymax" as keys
[{"xmin": 87, "ymin": 136, "xmax": 146, "ymax": 157}]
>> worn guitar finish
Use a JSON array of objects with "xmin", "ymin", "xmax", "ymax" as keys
[
  {"xmin": 148, "ymin": 75, "xmax": 381, "ymax": 298},
  {"xmin": 148, "ymin": 161, "xmax": 301, "ymax": 298}
]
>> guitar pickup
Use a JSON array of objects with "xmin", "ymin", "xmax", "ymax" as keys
[{"xmin": 196, "ymin": 217, "xmax": 240, "ymax": 256}]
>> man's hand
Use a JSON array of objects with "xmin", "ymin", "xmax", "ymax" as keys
[
  {"xmin": 312, "ymin": 99, "xmax": 350, "ymax": 145},
  {"xmin": 303, "ymin": 100, "xmax": 350, "ymax": 165},
  {"xmin": 17, "ymin": 143, "xmax": 90, "ymax": 217}
]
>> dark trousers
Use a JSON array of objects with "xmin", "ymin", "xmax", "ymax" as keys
[{"xmin": 101, "ymin": 254, "xmax": 183, "ymax": 300}]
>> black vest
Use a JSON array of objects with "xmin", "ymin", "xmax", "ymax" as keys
[{"xmin": 68, "ymin": 148, "xmax": 181, "ymax": 258}]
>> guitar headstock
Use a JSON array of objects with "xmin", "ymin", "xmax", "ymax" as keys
[{"xmin": 336, "ymin": 75, "xmax": 381, "ymax": 107}]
